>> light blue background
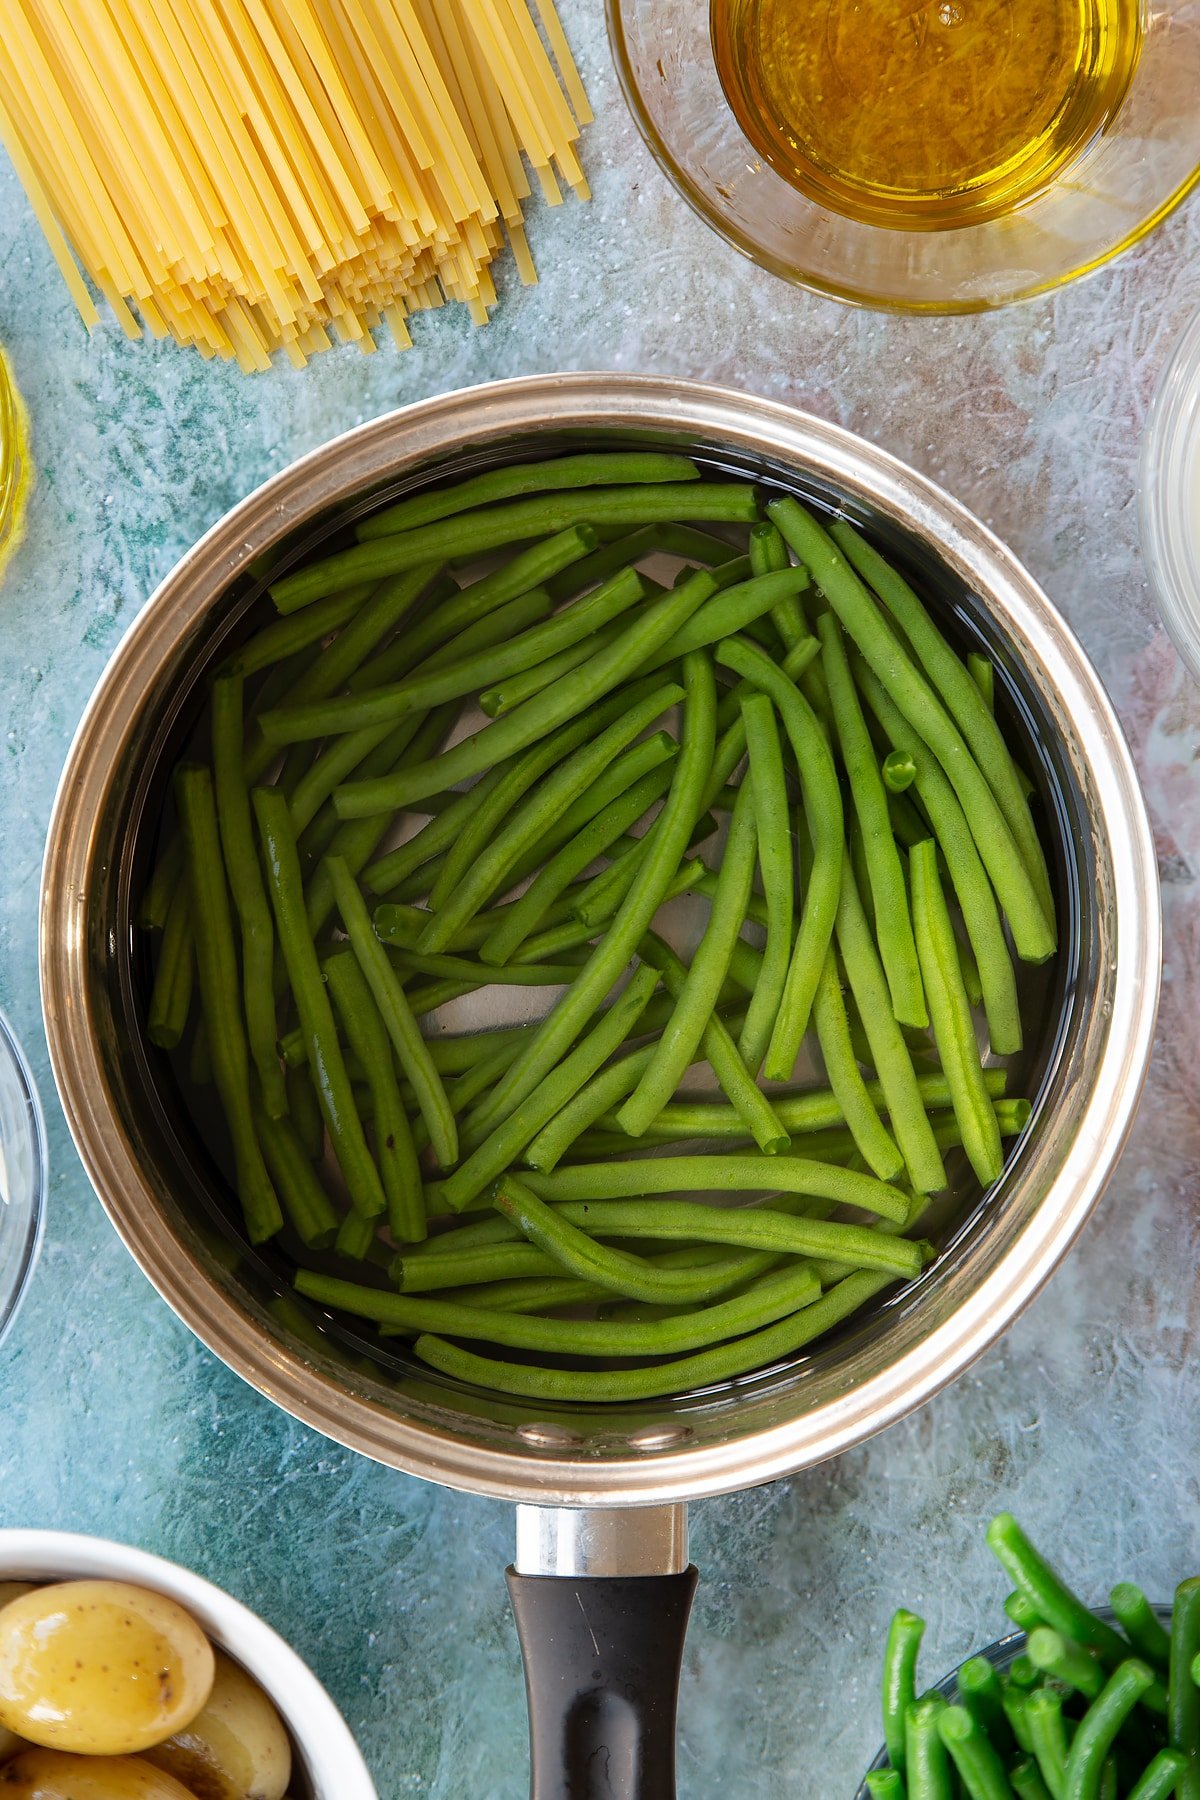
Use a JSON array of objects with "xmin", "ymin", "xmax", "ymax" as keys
[{"xmin": 1, "ymin": 6, "xmax": 1198, "ymax": 1794}]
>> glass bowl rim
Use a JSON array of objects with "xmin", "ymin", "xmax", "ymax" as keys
[
  {"xmin": 605, "ymin": 0, "xmax": 1200, "ymax": 315},
  {"xmin": 1140, "ymin": 305, "xmax": 1200, "ymax": 681},
  {"xmin": 0, "ymin": 1006, "xmax": 47, "ymax": 1348}
]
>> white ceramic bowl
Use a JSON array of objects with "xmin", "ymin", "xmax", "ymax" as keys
[{"xmin": 0, "ymin": 1529, "xmax": 377, "ymax": 1798}]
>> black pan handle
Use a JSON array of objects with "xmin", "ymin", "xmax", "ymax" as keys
[{"xmin": 507, "ymin": 1505, "xmax": 696, "ymax": 1800}]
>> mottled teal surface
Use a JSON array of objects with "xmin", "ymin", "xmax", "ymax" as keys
[{"xmin": 0, "ymin": 6, "xmax": 1198, "ymax": 1796}]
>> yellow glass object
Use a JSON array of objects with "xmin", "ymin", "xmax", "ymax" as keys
[
  {"xmin": 712, "ymin": 0, "xmax": 1141, "ymax": 230},
  {"xmin": 0, "ymin": 351, "xmax": 31, "ymax": 579},
  {"xmin": 609, "ymin": 0, "xmax": 1200, "ymax": 310}
]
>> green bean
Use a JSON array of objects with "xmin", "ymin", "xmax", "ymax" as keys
[
  {"xmin": 958, "ymin": 1657, "xmax": 1014, "ymax": 1752},
  {"xmin": 437, "ymin": 1188, "xmax": 928, "ymax": 1274},
  {"xmin": 324, "ymin": 952, "xmax": 424, "ymax": 1244},
  {"xmin": 480, "ymin": 762, "xmax": 677, "ymax": 967},
  {"xmin": 212, "ymin": 672, "xmax": 288, "ymax": 1118},
  {"xmin": 819, "ymin": 610, "xmax": 926, "ymax": 1026},
  {"xmin": 910, "ymin": 840, "xmax": 1003, "ymax": 1187},
  {"xmin": 253, "ymin": 1107, "xmax": 339, "ymax": 1247},
  {"xmin": 967, "ymin": 652, "xmax": 995, "ymax": 713},
  {"xmin": 936, "ymin": 1704, "xmax": 1016, "ymax": 1800},
  {"xmin": 700, "ymin": 636, "xmax": 821, "ymax": 814},
  {"xmin": 511, "ymin": 1195, "xmax": 920, "ymax": 1272},
  {"xmin": 323, "ymin": 855, "xmax": 457, "ymax": 1169},
  {"xmin": 542, "ymin": 526, "xmax": 688, "ymax": 607},
  {"xmin": 1063, "ymin": 1660, "xmax": 1155, "ymax": 1800},
  {"xmin": 508, "ymin": 730, "xmax": 689, "ymax": 882},
  {"xmin": 618, "ymin": 781, "xmax": 758, "ymax": 1137},
  {"xmin": 865, "ymin": 1773, "xmax": 905, "ymax": 1800},
  {"xmin": 571, "ymin": 835, "xmax": 708, "ymax": 929},
  {"xmin": 335, "ymin": 1206, "xmax": 377, "ymax": 1261},
  {"xmin": 1110, "ymin": 1587, "xmax": 1171, "ymax": 1672},
  {"xmin": 358, "ymin": 454, "xmax": 702, "ymax": 540},
  {"xmin": 297, "ymin": 1257, "xmax": 820, "ymax": 1353},
  {"xmin": 422, "ymin": 682, "xmax": 684, "ymax": 952},
  {"xmin": 749, "ymin": 517, "xmax": 808, "ymax": 638},
  {"xmin": 906, "ymin": 1696, "xmax": 955, "ymax": 1800},
  {"xmin": 1004, "ymin": 1690, "xmax": 1036, "ymax": 1757},
  {"xmin": 883, "ymin": 749, "xmax": 917, "ymax": 792},
  {"xmin": 496, "ymin": 1176, "xmax": 790, "ymax": 1302},
  {"xmin": 523, "ymin": 1043, "xmax": 658, "ymax": 1172},
  {"xmin": 234, "ymin": 583, "xmax": 375, "ymax": 677},
  {"xmin": 422, "ymin": 1274, "xmax": 606, "ymax": 1314},
  {"xmin": 462, "ymin": 651, "xmax": 718, "ymax": 1132},
  {"xmin": 830, "ymin": 519, "xmax": 1054, "ymax": 931},
  {"xmin": 265, "ymin": 566, "xmax": 652, "ymax": 743},
  {"xmin": 636, "ymin": 932, "xmax": 789, "ymax": 1155},
  {"xmin": 427, "ymin": 696, "xmax": 655, "ymax": 915},
  {"xmin": 1170, "ymin": 1578, "xmax": 1200, "ymax": 1800},
  {"xmin": 715, "ymin": 636, "xmax": 843, "ymax": 1077},
  {"xmin": 139, "ymin": 835, "xmax": 185, "ymax": 931},
  {"xmin": 771, "ymin": 501, "xmax": 1055, "ymax": 961},
  {"xmin": 303, "ymin": 703, "xmax": 459, "ymax": 935},
  {"xmin": 884, "ymin": 1609, "xmax": 925, "ymax": 1771},
  {"xmin": 245, "ymin": 566, "xmax": 441, "ymax": 782},
  {"xmin": 957, "ymin": 932, "xmax": 985, "ymax": 1009},
  {"xmin": 286, "ymin": 1061, "xmax": 324, "ymax": 1159},
  {"xmin": 412, "ymin": 1264, "xmax": 890, "ymax": 1401},
  {"xmin": 1026, "ymin": 1690, "xmax": 1069, "ymax": 1800},
  {"xmin": 642, "ymin": 568, "xmax": 810, "ymax": 673},
  {"xmin": 273, "ymin": 484, "xmax": 760, "ymax": 609},
  {"xmin": 386, "ymin": 949, "xmax": 585, "ymax": 985},
  {"xmin": 1126, "ymin": 1750, "xmax": 1189, "ymax": 1800},
  {"xmin": 348, "ymin": 528, "xmax": 593, "ymax": 699},
  {"xmin": 251, "ymin": 788, "xmax": 385, "ymax": 1221},
  {"xmin": 1006, "ymin": 1591, "xmax": 1046, "ymax": 1634},
  {"xmin": 815, "ymin": 950, "xmax": 908, "ymax": 1179},
  {"xmin": 334, "ymin": 570, "xmax": 717, "ymax": 816},
  {"xmin": 399, "ymin": 1237, "xmax": 777, "ymax": 1304},
  {"xmin": 737, "ymin": 694, "xmax": 795, "ymax": 1071},
  {"xmin": 1027, "ymin": 1630, "xmax": 1104, "ymax": 1699},
  {"xmin": 835, "ymin": 858, "xmax": 947, "ymax": 1193},
  {"xmin": 856, "ymin": 659, "xmax": 1023, "ymax": 1056},
  {"xmin": 177, "ymin": 767, "xmax": 283, "ymax": 1244},
  {"xmin": 147, "ymin": 882, "xmax": 193, "ymax": 1050},
  {"xmin": 684, "ymin": 552, "xmax": 751, "ymax": 592},
  {"xmin": 986, "ymin": 1517, "xmax": 1130, "ymax": 1667},
  {"xmin": 438, "ymin": 968, "xmax": 661, "ymax": 1210},
  {"xmin": 480, "ymin": 620, "xmax": 625, "ymax": 717},
  {"xmin": 1012, "ymin": 1762, "xmax": 1054, "ymax": 1800}
]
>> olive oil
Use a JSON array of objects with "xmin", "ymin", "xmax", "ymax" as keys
[{"xmin": 711, "ymin": 0, "xmax": 1142, "ymax": 229}]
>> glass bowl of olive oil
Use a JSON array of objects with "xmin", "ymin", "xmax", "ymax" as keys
[{"xmin": 608, "ymin": 0, "xmax": 1200, "ymax": 311}]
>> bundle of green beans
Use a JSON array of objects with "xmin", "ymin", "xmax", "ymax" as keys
[
  {"xmin": 868, "ymin": 1515, "xmax": 1198, "ymax": 1800},
  {"xmin": 141, "ymin": 449, "xmax": 1052, "ymax": 1402}
]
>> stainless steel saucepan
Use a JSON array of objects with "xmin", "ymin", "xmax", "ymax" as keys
[{"xmin": 40, "ymin": 376, "xmax": 1160, "ymax": 1798}]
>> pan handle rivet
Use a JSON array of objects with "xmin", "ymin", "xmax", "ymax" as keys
[
  {"xmin": 626, "ymin": 1425, "xmax": 694, "ymax": 1450},
  {"xmin": 516, "ymin": 1422, "xmax": 585, "ymax": 1448}
]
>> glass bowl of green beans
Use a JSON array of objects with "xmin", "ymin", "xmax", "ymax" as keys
[
  {"xmin": 857, "ymin": 1514, "xmax": 1184, "ymax": 1800},
  {"xmin": 40, "ymin": 374, "xmax": 1159, "ymax": 1508}
]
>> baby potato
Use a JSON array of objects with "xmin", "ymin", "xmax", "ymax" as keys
[
  {"xmin": 0, "ymin": 1749, "xmax": 198, "ymax": 1797},
  {"xmin": 0, "ymin": 1589, "xmax": 34, "ymax": 1617},
  {"xmin": 143, "ymin": 1650, "xmax": 291, "ymax": 1800},
  {"xmin": 0, "ymin": 1580, "xmax": 214, "ymax": 1756}
]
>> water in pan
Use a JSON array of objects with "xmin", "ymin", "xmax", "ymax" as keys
[{"xmin": 123, "ymin": 446, "xmax": 1079, "ymax": 1406}]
